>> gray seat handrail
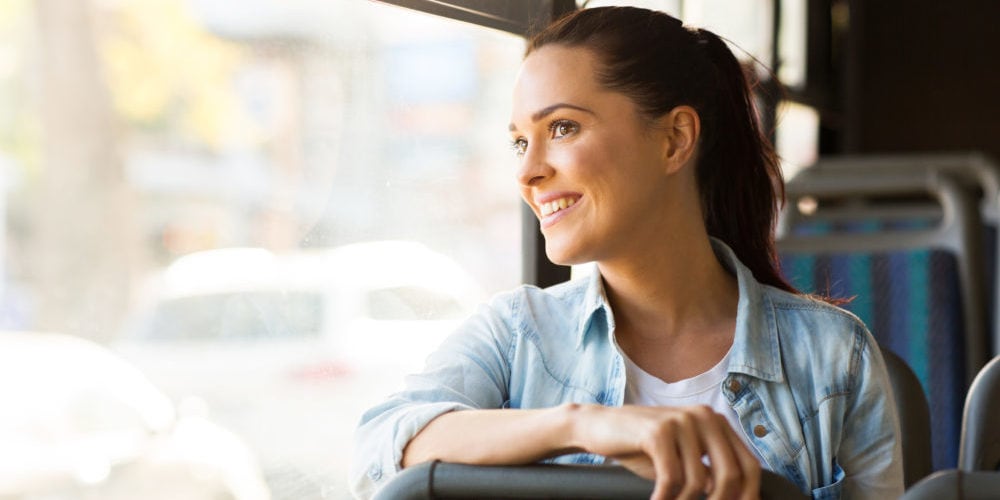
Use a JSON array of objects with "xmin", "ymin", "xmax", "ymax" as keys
[
  {"xmin": 803, "ymin": 152, "xmax": 1000, "ymax": 223},
  {"xmin": 779, "ymin": 171, "xmax": 972, "ymax": 254},
  {"xmin": 960, "ymin": 355, "xmax": 1000, "ymax": 471},
  {"xmin": 373, "ymin": 462, "xmax": 808, "ymax": 499}
]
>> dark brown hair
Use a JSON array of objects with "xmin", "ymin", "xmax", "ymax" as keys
[{"xmin": 528, "ymin": 6, "xmax": 797, "ymax": 294}]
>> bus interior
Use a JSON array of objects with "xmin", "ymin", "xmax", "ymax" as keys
[{"xmin": 0, "ymin": 0, "xmax": 998, "ymax": 498}]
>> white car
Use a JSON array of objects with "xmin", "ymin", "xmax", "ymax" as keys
[
  {"xmin": 113, "ymin": 240, "xmax": 485, "ymax": 497},
  {"xmin": 0, "ymin": 331, "xmax": 271, "ymax": 500}
]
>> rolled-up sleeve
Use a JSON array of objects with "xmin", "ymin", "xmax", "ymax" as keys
[
  {"xmin": 349, "ymin": 297, "xmax": 515, "ymax": 498},
  {"xmin": 839, "ymin": 327, "xmax": 905, "ymax": 499}
]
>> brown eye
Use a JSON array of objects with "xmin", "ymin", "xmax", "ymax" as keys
[
  {"xmin": 511, "ymin": 138, "xmax": 528, "ymax": 156},
  {"xmin": 550, "ymin": 120, "xmax": 579, "ymax": 139}
]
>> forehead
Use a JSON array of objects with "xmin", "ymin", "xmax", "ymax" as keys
[{"xmin": 511, "ymin": 45, "xmax": 605, "ymax": 119}]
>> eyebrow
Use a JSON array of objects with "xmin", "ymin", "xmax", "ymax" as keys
[{"xmin": 508, "ymin": 103, "xmax": 595, "ymax": 131}]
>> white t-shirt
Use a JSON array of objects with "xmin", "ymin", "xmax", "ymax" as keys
[{"xmin": 620, "ymin": 348, "xmax": 764, "ymax": 463}]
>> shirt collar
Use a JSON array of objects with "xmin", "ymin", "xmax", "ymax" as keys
[
  {"xmin": 574, "ymin": 267, "xmax": 611, "ymax": 350},
  {"xmin": 571, "ymin": 238, "xmax": 784, "ymax": 383},
  {"xmin": 712, "ymin": 238, "xmax": 784, "ymax": 383}
]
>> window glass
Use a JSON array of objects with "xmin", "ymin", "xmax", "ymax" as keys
[
  {"xmin": 777, "ymin": 0, "xmax": 807, "ymax": 89},
  {"xmin": 681, "ymin": 0, "xmax": 774, "ymax": 68},
  {"xmin": 776, "ymin": 101, "xmax": 820, "ymax": 179},
  {"xmin": 66, "ymin": 390, "xmax": 150, "ymax": 435},
  {"xmin": 584, "ymin": 0, "xmax": 683, "ymax": 15},
  {"xmin": 365, "ymin": 286, "xmax": 467, "ymax": 321},
  {"xmin": 0, "ymin": 1, "xmax": 523, "ymax": 498},
  {"xmin": 586, "ymin": 0, "xmax": 774, "ymax": 67},
  {"xmin": 139, "ymin": 292, "xmax": 326, "ymax": 341}
]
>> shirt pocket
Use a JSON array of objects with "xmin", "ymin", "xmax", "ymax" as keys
[{"xmin": 810, "ymin": 461, "xmax": 844, "ymax": 500}]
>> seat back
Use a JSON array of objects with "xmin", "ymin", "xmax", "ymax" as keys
[
  {"xmin": 778, "ymin": 172, "xmax": 987, "ymax": 470},
  {"xmin": 373, "ymin": 462, "xmax": 808, "ymax": 499},
  {"xmin": 800, "ymin": 152, "xmax": 1000, "ymax": 356},
  {"xmin": 881, "ymin": 347, "xmax": 934, "ymax": 487},
  {"xmin": 900, "ymin": 470, "xmax": 1000, "ymax": 500},
  {"xmin": 960, "ymin": 355, "xmax": 1000, "ymax": 471}
]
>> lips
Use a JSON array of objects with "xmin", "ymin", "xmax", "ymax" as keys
[
  {"xmin": 534, "ymin": 194, "xmax": 582, "ymax": 229},
  {"xmin": 540, "ymin": 196, "xmax": 578, "ymax": 217}
]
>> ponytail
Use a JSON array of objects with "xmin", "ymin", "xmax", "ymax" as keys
[
  {"xmin": 693, "ymin": 29, "xmax": 795, "ymax": 293},
  {"xmin": 528, "ymin": 7, "xmax": 797, "ymax": 294}
]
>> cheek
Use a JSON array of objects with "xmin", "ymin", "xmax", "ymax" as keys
[
  {"xmin": 519, "ymin": 185, "xmax": 532, "ymax": 205},
  {"xmin": 551, "ymin": 139, "xmax": 609, "ymax": 180}
]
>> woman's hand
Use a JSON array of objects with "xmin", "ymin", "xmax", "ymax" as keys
[{"xmin": 569, "ymin": 404, "xmax": 761, "ymax": 500}]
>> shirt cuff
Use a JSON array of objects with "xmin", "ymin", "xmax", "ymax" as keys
[{"xmin": 361, "ymin": 401, "xmax": 475, "ymax": 495}]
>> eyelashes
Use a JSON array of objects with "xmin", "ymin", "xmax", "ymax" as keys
[
  {"xmin": 509, "ymin": 119, "xmax": 580, "ymax": 157},
  {"xmin": 548, "ymin": 119, "xmax": 578, "ymax": 138},
  {"xmin": 510, "ymin": 138, "xmax": 527, "ymax": 156}
]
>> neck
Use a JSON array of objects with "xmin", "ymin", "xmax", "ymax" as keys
[{"xmin": 598, "ymin": 231, "xmax": 738, "ymax": 344}]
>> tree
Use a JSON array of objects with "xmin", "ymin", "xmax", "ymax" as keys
[{"xmin": 31, "ymin": 0, "xmax": 135, "ymax": 341}]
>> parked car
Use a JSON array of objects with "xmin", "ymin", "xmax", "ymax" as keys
[
  {"xmin": 0, "ymin": 331, "xmax": 271, "ymax": 500},
  {"xmin": 112, "ymin": 240, "xmax": 485, "ymax": 498}
]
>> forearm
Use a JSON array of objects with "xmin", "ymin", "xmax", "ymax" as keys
[{"xmin": 401, "ymin": 403, "xmax": 586, "ymax": 467}]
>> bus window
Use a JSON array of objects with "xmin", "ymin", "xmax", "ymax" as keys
[{"xmin": 0, "ymin": 1, "xmax": 522, "ymax": 498}]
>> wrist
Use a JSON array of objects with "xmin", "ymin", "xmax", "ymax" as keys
[{"xmin": 556, "ymin": 402, "xmax": 597, "ymax": 454}]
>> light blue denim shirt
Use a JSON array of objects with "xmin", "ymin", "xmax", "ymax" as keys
[{"xmin": 351, "ymin": 239, "xmax": 903, "ymax": 499}]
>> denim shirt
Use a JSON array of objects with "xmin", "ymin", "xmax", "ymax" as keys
[{"xmin": 351, "ymin": 239, "xmax": 903, "ymax": 499}]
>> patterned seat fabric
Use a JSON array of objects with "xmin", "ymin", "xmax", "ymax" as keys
[{"xmin": 780, "ymin": 218, "xmax": 967, "ymax": 470}]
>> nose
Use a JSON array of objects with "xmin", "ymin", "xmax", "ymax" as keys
[{"xmin": 516, "ymin": 144, "xmax": 554, "ymax": 187}]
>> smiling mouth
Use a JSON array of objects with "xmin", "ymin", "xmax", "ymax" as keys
[{"xmin": 540, "ymin": 197, "xmax": 578, "ymax": 217}]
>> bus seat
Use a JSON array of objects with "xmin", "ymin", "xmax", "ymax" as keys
[
  {"xmin": 798, "ymin": 152, "xmax": 1000, "ymax": 357},
  {"xmin": 881, "ymin": 346, "xmax": 934, "ymax": 487},
  {"xmin": 777, "ymin": 171, "xmax": 987, "ymax": 471},
  {"xmin": 372, "ymin": 462, "xmax": 808, "ymax": 499},
  {"xmin": 960, "ymin": 355, "xmax": 1000, "ymax": 471},
  {"xmin": 899, "ymin": 469, "xmax": 1000, "ymax": 499}
]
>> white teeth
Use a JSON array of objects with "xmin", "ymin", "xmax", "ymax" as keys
[{"xmin": 540, "ymin": 197, "xmax": 577, "ymax": 217}]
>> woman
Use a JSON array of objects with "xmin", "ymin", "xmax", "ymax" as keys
[{"xmin": 352, "ymin": 7, "xmax": 902, "ymax": 499}]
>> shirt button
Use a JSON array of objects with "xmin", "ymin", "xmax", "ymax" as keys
[
  {"xmin": 368, "ymin": 465, "xmax": 383, "ymax": 481},
  {"xmin": 754, "ymin": 425, "xmax": 768, "ymax": 438},
  {"xmin": 728, "ymin": 379, "xmax": 741, "ymax": 392}
]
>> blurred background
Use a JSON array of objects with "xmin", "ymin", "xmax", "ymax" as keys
[
  {"xmin": 0, "ymin": 1, "xmax": 521, "ymax": 497},
  {"xmin": 0, "ymin": 0, "xmax": 996, "ymax": 499}
]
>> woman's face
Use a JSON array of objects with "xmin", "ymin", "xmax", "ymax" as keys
[{"xmin": 509, "ymin": 45, "xmax": 680, "ymax": 266}]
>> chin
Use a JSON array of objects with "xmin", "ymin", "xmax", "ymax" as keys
[{"xmin": 543, "ymin": 238, "xmax": 591, "ymax": 267}]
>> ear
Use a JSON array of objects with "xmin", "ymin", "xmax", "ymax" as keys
[{"xmin": 659, "ymin": 105, "xmax": 701, "ymax": 174}]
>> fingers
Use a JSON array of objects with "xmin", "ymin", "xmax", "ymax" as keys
[
  {"xmin": 593, "ymin": 405, "xmax": 760, "ymax": 500},
  {"xmin": 643, "ymin": 420, "xmax": 683, "ymax": 500},
  {"xmin": 720, "ymin": 423, "xmax": 761, "ymax": 500},
  {"xmin": 692, "ymin": 409, "xmax": 742, "ymax": 500},
  {"xmin": 649, "ymin": 406, "xmax": 760, "ymax": 500},
  {"xmin": 675, "ymin": 412, "xmax": 709, "ymax": 499}
]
